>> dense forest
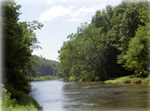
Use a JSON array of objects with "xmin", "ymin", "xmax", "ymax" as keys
[
  {"xmin": 31, "ymin": 55, "xmax": 60, "ymax": 77},
  {"xmin": 59, "ymin": 1, "xmax": 150, "ymax": 81}
]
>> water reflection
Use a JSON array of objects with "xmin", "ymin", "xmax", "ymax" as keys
[
  {"xmin": 62, "ymin": 82, "xmax": 150, "ymax": 111},
  {"xmin": 30, "ymin": 80, "xmax": 64, "ymax": 111},
  {"xmin": 30, "ymin": 80, "xmax": 150, "ymax": 111}
]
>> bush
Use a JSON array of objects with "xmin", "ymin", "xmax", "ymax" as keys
[{"xmin": 1, "ymin": 86, "xmax": 41, "ymax": 111}]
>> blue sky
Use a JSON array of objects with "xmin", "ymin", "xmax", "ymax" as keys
[{"xmin": 17, "ymin": 0, "xmax": 122, "ymax": 61}]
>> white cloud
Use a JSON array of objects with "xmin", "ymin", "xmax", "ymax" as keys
[
  {"xmin": 39, "ymin": 4, "xmax": 106, "ymax": 23},
  {"xmin": 48, "ymin": 0, "xmax": 69, "ymax": 4},
  {"xmin": 48, "ymin": 0, "xmax": 53, "ymax": 4},
  {"xmin": 69, "ymin": 5, "xmax": 105, "ymax": 23},
  {"xmin": 18, "ymin": 0, "xmax": 121, "ymax": 5},
  {"xmin": 47, "ymin": 0, "xmax": 116, "ymax": 5},
  {"xmin": 69, "ymin": 18, "xmax": 81, "ymax": 23},
  {"xmin": 17, "ymin": 0, "xmax": 47, "ymax": 4},
  {"xmin": 72, "ymin": 7, "xmax": 95, "ymax": 17},
  {"xmin": 39, "ymin": 5, "xmax": 72, "ymax": 22}
]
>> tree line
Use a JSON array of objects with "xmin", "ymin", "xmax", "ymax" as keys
[
  {"xmin": 59, "ymin": 1, "xmax": 150, "ymax": 81},
  {"xmin": 31, "ymin": 55, "xmax": 60, "ymax": 77}
]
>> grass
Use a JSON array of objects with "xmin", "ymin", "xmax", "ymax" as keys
[
  {"xmin": 1, "ymin": 87, "xmax": 42, "ymax": 111},
  {"xmin": 30, "ymin": 75, "xmax": 58, "ymax": 81},
  {"xmin": 104, "ymin": 75, "xmax": 150, "ymax": 84}
]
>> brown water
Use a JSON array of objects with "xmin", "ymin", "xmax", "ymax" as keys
[{"xmin": 30, "ymin": 80, "xmax": 150, "ymax": 111}]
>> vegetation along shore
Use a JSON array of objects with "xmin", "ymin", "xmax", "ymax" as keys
[{"xmin": 1, "ymin": 0, "xmax": 149, "ymax": 111}]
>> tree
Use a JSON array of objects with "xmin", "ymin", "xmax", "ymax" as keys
[
  {"xmin": 31, "ymin": 55, "xmax": 60, "ymax": 77},
  {"xmin": 59, "ymin": 23, "xmax": 108, "ymax": 81},
  {"xmin": 121, "ymin": 24, "xmax": 150, "ymax": 77},
  {"xmin": 59, "ymin": 1, "xmax": 150, "ymax": 81},
  {"xmin": 2, "ymin": 1, "xmax": 43, "ymax": 98}
]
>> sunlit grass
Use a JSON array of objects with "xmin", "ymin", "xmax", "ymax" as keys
[
  {"xmin": 1, "ymin": 87, "xmax": 42, "ymax": 111},
  {"xmin": 104, "ymin": 75, "xmax": 150, "ymax": 84}
]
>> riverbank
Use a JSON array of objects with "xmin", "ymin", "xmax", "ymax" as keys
[
  {"xmin": 30, "ymin": 75, "xmax": 58, "ymax": 81},
  {"xmin": 104, "ymin": 75, "xmax": 150, "ymax": 84},
  {"xmin": 1, "ymin": 87, "xmax": 42, "ymax": 111}
]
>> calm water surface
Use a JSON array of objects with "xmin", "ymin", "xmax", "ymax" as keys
[{"xmin": 30, "ymin": 80, "xmax": 150, "ymax": 111}]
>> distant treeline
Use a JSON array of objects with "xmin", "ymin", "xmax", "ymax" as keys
[
  {"xmin": 59, "ymin": 1, "xmax": 150, "ymax": 81},
  {"xmin": 31, "ymin": 55, "xmax": 60, "ymax": 77}
]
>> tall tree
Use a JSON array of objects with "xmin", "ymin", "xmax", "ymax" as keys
[{"xmin": 2, "ymin": 1, "xmax": 43, "ymax": 98}]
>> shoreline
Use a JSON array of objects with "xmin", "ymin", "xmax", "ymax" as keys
[
  {"xmin": 62, "ymin": 75, "xmax": 150, "ymax": 85},
  {"xmin": 30, "ymin": 75, "xmax": 58, "ymax": 81},
  {"xmin": 104, "ymin": 75, "xmax": 150, "ymax": 84}
]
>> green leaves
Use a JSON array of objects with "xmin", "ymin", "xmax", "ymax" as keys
[
  {"xmin": 121, "ymin": 24, "xmax": 149, "ymax": 77},
  {"xmin": 59, "ymin": 23, "xmax": 108, "ymax": 81},
  {"xmin": 59, "ymin": 1, "xmax": 149, "ymax": 81},
  {"xmin": 31, "ymin": 55, "xmax": 60, "ymax": 77},
  {"xmin": 3, "ymin": 1, "xmax": 43, "ymax": 96}
]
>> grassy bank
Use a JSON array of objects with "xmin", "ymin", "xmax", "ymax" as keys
[
  {"xmin": 30, "ymin": 75, "xmax": 58, "ymax": 81},
  {"xmin": 1, "ymin": 87, "xmax": 42, "ymax": 111},
  {"xmin": 104, "ymin": 75, "xmax": 150, "ymax": 84}
]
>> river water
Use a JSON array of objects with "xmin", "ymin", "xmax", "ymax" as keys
[{"xmin": 30, "ymin": 80, "xmax": 150, "ymax": 111}]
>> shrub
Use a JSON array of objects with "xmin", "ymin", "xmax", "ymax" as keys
[{"xmin": 1, "ymin": 86, "xmax": 41, "ymax": 111}]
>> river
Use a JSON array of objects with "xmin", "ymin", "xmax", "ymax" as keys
[{"xmin": 30, "ymin": 80, "xmax": 150, "ymax": 111}]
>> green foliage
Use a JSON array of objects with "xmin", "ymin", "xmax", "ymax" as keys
[
  {"xmin": 114, "ymin": 2, "xmax": 150, "ymax": 77},
  {"xmin": 59, "ymin": 24, "xmax": 105, "ymax": 81},
  {"xmin": 121, "ymin": 24, "xmax": 150, "ymax": 77},
  {"xmin": 30, "ymin": 75, "xmax": 58, "ymax": 81},
  {"xmin": 1, "ymin": 86, "xmax": 41, "ymax": 111},
  {"xmin": 104, "ymin": 75, "xmax": 150, "ymax": 84},
  {"xmin": 2, "ymin": 0, "xmax": 43, "ymax": 101},
  {"xmin": 31, "ymin": 55, "xmax": 60, "ymax": 77},
  {"xmin": 59, "ymin": 1, "xmax": 150, "ymax": 81}
]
